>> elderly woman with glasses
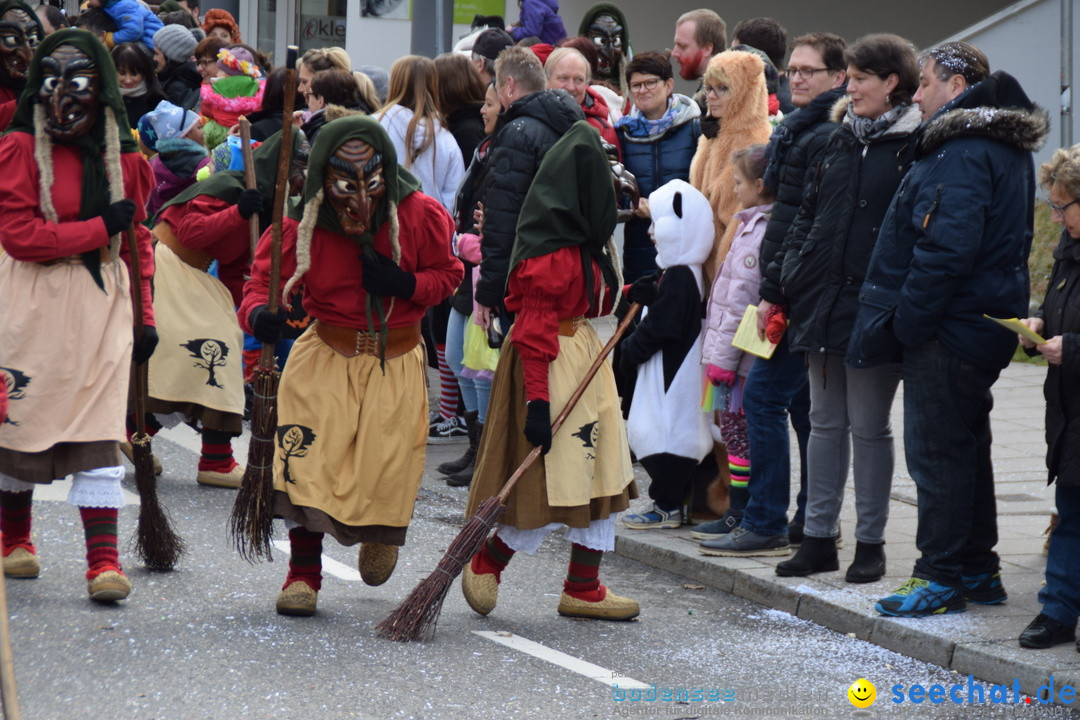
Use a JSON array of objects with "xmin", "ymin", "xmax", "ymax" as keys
[
  {"xmin": 614, "ymin": 51, "xmax": 701, "ymax": 282},
  {"xmin": 1017, "ymin": 145, "xmax": 1080, "ymax": 650}
]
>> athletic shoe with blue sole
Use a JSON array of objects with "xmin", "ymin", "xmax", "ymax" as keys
[
  {"xmin": 622, "ymin": 504, "xmax": 682, "ymax": 529},
  {"xmin": 876, "ymin": 577, "xmax": 966, "ymax": 617}
]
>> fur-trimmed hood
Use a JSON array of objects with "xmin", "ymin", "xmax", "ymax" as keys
[
  {"xmin": 918, "ymin": 70, "xmax": 1049, "ymax": 156},
  {"xmin": 829, "ymin": 96, "xmax": 923, "ymax": 138}
]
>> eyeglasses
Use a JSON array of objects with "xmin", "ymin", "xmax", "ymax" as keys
[
  {"xmin": 704, "ymin": 85, "xmax": 729, "ymax": 97},
  {"xmin": 1047, "ymin": 198, "xmax": 1079, "ymax": 215},
  {"xmin": 786, "ymin": 66, "xmax": 832, "ymax": 80},
  {"xmin": 629, "ymin": 78, "xmax": 661, "ymax": 93}
]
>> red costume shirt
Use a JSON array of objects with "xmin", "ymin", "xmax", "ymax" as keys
[
  {"xmin": 0, "ymin": 86, "xmax": 16, "ymax": 132},
  {"xmin": 158, "ymin": 195, "xmax": 250, "ymax": 306},
  {"xmin": 505, "ymin": 245, "xmax": 614, "ymax": 402},
  {"xmin": 0, "ymin": 132, "xmax": 155, "ymax": 326},
  {"xmin": 240, "ymin": 190, "xmax": 462, "ymax": 333}
]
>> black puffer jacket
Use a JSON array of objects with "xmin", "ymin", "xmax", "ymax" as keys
[
  {"xmin": 446, "ymin": 103, "xmax": 486, "ymax": 166},
  {"xmin": 474, "ymin": 89, "xmax": 583, "ymax": 309},
  {"xmin": 758, "ymin": 86, "xmax": 845, "ymax": 305},
  {"xmin": 780, "ymin": 99, "xmax": 922, "ymax": 355},
  {"xmin": 158, "ymin": 61, "xmax": 201, "ymax": 112},
  {"xmin": 1040, "ymin": 232, "xmax": 1080, "ymax": 487}
]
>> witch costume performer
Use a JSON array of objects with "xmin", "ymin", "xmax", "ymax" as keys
[
  {"xmin": 461, "ymin": 121, "xmax": 639, "ymax": 621},
  {"xmin": 0, "ymin": 29, "xmax": 157, "ymax": 602},
  {"xmin": 142, "ymin": 129, "xmax": 305, "ymax": 489},
  {"xmin": 0, "ymin": 0, "xmax": 42, "ymax": 131},
  {"xmin": 239, "ymin": 116, "xmax": 462, "ymax": 617}
]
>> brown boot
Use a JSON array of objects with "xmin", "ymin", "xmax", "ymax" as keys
[{"xmin": 358, "ymin": 543, "xmax": 399, "ymax": 586}]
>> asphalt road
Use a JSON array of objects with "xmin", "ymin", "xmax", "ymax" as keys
[{"xmin": 5, "ymin": 426, "xmax": 1080, "ymax": 720}]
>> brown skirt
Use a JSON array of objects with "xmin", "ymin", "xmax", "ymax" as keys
[{"xmin": 465, "ymin": 324, "xmax": 636, "ymax": 530}]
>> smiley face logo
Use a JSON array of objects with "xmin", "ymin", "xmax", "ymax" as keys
[{"xmin": 848, "ymin": 678, "xmax": 876, "ymax": 708}]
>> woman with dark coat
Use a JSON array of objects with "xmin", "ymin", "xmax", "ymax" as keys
[
  {"xmin": 434, "ymin": 53, "xmax": 486, "ymax": 165},
  {"xmin": 615, "ymin": 51, "xmax": 700, "ymax": 283},
  {"xmin": 1017, "ymin": 145, "xmax": 1080, "ymax": 649},
  {"xmin": 246, "ymin": 67, "xmax": 301, "ymax": 141},
  {"xmin": 773, "ymin": 34, "xmax": 920, "ymax": 581}
]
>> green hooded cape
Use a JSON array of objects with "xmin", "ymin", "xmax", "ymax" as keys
[
  {"xmin": 7, "ymin": 28, "xmax": 135, "ymax": 290},
  {"xmin": 157, "ymin": 126, "xmax": 303, "ymax": 227},
  {"xmin": 0, "ymin": 1, "xmax": 44, "ymax": 93},
  {"xmin": 288, "ymin": 114, "xmax": 420, "ymax": 242},
  {"xmin": 509, "ymin": 120, "xmax": 619, "ymax": 311}
]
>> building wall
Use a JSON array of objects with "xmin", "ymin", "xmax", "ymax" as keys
[{"xmin": 944, "ymin": 0, "xmax": 1078, "ymax": 170}]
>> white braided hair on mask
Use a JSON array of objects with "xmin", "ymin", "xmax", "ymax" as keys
[
  {"xmin": 33, "ymin": 105, "xmax": 126, "ymax": 262},
  {"xmin": 281, "ymin": 193, "xmax": 402, "ymax": 309}
]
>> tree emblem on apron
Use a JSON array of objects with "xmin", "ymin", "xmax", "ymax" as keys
[
  {"xmin": 0, "ymin": 368, "xmax": 30, "ymax": 426},
  {"xmin": 276, "ymin": 424, "xmax": 317, "ymax": 484},
  {"xmin": 571, "ymin": 421, "xmax": 599, "ymax": 460},
  {"xmin": 180, "ymin": 338, "xmax": 230, "ymax": 388}
]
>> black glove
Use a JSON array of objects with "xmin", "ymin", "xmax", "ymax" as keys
[
  {"xmin": 360, "ymin": 251, "xmax": 416, "ymax": 299},
  {"xmin": 524, "ymin": 399, "xmax": 552, "ymax": 454},
  {"xmin": 101, "ymin": 199, "xmax": 136, "ymax": 236},
  {"xmin": 617, "ymin": 341, "xmax": 639, "ymax": 378},
  {"xmin": 237, "ymin": 188, "xmax": 264, "ymax": 220},
  {"xmin": 133, "ymin": 325, "xmax": 158, "ymax": 364},
  {"xmin": 249, "ymin": 305, "xmax": 284, "ymax": 345},
  {"xmin": 628, "ymin": 275, "xmax": 659, "ymax": 306}
]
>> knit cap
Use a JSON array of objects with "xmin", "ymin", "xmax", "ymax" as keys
[
  {"xmin": 154, "ymin": 24, "xmax": 198, "ymax": 63},
  {"xmin": 217, "ymin": 46, "xmax": 261, "ymax": 78},
  {"xmin": 355, "ymin": 64, "xmax": 389, "ymax": 104},
  {"xmin": 138, "ymin": 99, "xmax": 201, "ymax": 152}
]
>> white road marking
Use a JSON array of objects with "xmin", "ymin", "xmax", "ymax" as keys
[
  {"xmin": 33, "ymin": 477, "xmax": 140, "ymax": 506},
  {"xmin": 272, "ymin": 539, "xmax": 362, "ymax": 582},
  {"xmin": 473, "ymin": 630, "xmax": 650, "ymax": 689}
]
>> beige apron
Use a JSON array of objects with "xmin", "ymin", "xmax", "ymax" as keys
[
  {"xmin": 147, "ymin": 243, "xmax": 245, "ymax": 417},
  {"xmin": 466, "ymin": 322, "xmax": 636, "ymax": 529},
  {"xmin": 272, "ymin": 328, "xmax": 428, "ymax": 542},
  {"xmin": 0, "ymin": 253, "xmax": 132, "ymax": 452}
]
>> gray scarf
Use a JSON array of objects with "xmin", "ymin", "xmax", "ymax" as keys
[{"xmin": 846, "ymin": 102, "xmax": 911, "ymax": 145}]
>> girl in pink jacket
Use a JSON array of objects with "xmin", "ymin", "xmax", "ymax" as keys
[{"xmin": 700, "ymin": 144, "xmax": 774, "ymax": 522}]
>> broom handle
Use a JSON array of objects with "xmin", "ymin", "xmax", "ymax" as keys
[
  {"xmin": 238, "ymin": 117, "xmax": 259, "ymax": 261},
  {"xmin": 260, "ymin": 45, "xmax": 299, "ymax": 367},
  {"xmin": 126, "ymin": 226, "xmax": 147, "ymax": 437},
  {"xmin": 495, "ymin": 303, "xmax": 641, "ymax": 505}
]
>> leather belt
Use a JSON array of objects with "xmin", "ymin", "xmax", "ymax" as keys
[
  {"xmin": 153, "ymin": 221, "xmax": 213, "ymax": 272},
  {"xmin": 38, "ymin": 246, "xmax": 110, "ymax": 267},
  {"xmin": 315, "ymin": 320, "xmax": 422, "ymax": 359},
  {"xmin": 558, "ymin": 316, "xmax": 585, "ymax": 337}
]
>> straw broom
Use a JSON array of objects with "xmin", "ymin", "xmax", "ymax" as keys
[
  {"xmin": 376, "ymin": 303, "xmax": 641, "ymax": 642},
  {"xmin": 229, "ymin": 46, "xmax": 300, "ymax": 563},
  {"xmin": 126, "ymin": 226, "xmax": 185, "ymax": 571}
]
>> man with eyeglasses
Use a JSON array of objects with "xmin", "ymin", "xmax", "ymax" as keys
[
  {"xmin": 849, "ymin": 42, "xmax": 1052, "ymax": 618},
  {"xmin": 692, "ymin": 34, "xmax": 847, "ymax": 548}
]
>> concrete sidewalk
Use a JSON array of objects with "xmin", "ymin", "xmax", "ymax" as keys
[{"xmin": 613, "ymin": 355, "xmax": 1079, "ymax": 703}]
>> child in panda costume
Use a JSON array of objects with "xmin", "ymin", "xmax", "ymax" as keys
[{"xmin": 619, "ymin": 179, "xmax": 714, "ymax": 528}]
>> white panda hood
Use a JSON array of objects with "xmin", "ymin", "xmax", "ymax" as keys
[{"xmin": 649, "ymin": 179, "xmax": 714, "ymax": 272}]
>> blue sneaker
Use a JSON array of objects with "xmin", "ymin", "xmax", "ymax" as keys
[
  {"xmin": 875, "ymin": 577, "xmax": 966, "ymax": 617},
  {"xmin": 689, "ymin": 510, "xmax": 743, "ymax": 540},
  {"xmin": 621, "ymin": 504, "xmax": 682, "ymax": 529},
  {"xmin": 962, "ymin": 571, "xmax": 1007, "ymax": 605}
]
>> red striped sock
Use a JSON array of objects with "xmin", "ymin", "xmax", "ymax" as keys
[
  {"xmin": 199, "ymin": 429, "xmax": 237, "ymax": 473},
  {"xmin": 79, "ymin": 506, "xmax": 120, "ymax": 578},
  {"xmin": 564, "ymin": 543, "xmax": 605, "ymax": 602},
  {"xmin": 284, "ymin": 526, "xmax": 324, "ymax": 592},
  {"xmin": 0, "ymin": 490, "xmax": 34, "ymax": 556},
  {"xmin": 435, "ymin": 344, "xmax": 457, "ymax": 420},
  {"xmin": 471, "ymin": 533, "xmax": 514, "ymax": 582}
]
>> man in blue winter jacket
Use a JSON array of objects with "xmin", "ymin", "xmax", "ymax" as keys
[{"xmin": 849, "ymin": 41, "xmax": 1050, "ymax": 617}]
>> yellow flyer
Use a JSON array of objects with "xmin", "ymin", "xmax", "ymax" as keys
[
  {"xmin": 732, "ymin": 305, "xmax": 778, "ymax": 359},
  {"xmin": 983, "ymin": 315, "xmax": 1046, "ymax": 344}
]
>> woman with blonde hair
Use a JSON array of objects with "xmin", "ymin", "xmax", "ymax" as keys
[
  {"xmin": 689, "ymin": 49, "xmax": 773, "ymax": 282},
  {"xmin": 378, "ymin": 55, "xmax": 465, "ymax": 212},
  {"xmin": 297, "ymin": 47, "xmax": 351, "ymax": 97}
]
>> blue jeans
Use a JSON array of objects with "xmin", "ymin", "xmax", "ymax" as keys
[
  {"xmin": 445, "ymin": 308, "xmax": 491, "ymax": 423},
  {"xmin": 1036, "ymin": 483, "xmax": 1080, "ymax": 630},
  {"xmin": 740, "ymin": 336, "xmax": 809, "ymax": 537},
  {"xmin": 904, "ymin": 340, "xmax": 1000, "ymax": 586},
  {"xmin": 1041, "ymin": 484, "xmax": 1080, "ymax": 626}
]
